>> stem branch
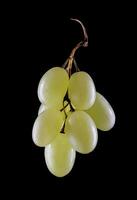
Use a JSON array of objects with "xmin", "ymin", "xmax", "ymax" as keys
[{"xmin": 66, "ymin": 18, "xmax": 88, "ymax": 74}]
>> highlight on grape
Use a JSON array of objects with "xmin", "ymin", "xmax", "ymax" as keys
[{"xmin": 32, "ymin": 19, "xmax": 116, "ymax": 177}]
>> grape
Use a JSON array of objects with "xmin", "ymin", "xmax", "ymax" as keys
[
  {"xmin": 32, "ymin": 109, "xmax": 64, "ymax": 147},
  {"xmin": 38, "ymin": 67, "xmax": 69, "ymax": 109},
  {"xmin": 44, "ymin": 134, "xmax": 76, "ymax": 177},
  {"xmin": 65, "ymin": 111, "xmax": 98, "ymax": 154},
  {"xmin": 86, "ymin": 92, "xmax": 115, "ymax": 131},
  {"xmin": 68, "ymin": 71, "xmax": 96, "ymax": 110}
]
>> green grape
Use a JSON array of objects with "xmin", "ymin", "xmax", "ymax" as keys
[
  {"xmin": 65, "ymin": 111, "xmax": 98, "ymax": 154},
  {"xmin": 38, "ymin": 104, "xmax": 47, "ymax": 115},
  {"xmin": 68, "ymin": 71, "xmax": 96, "ymax": 110},
  {"xmin": 86, "ymin": 92, "xmax": 115, "ymax": 131},
  {"xmin": 32, "ymin": 109, "xmax": 64, "ymax": 147},
  {"xmin": 44, "ymin": 134, "xmax": 76, "ymax": 177},
  {"xmin": 38, "ymin": 67, "xmax": 69, "ymax": 109}
]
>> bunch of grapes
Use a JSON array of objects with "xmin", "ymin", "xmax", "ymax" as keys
[{"xmin": 32, "ymin": 19, "xmax": 115, "ymax": 177}]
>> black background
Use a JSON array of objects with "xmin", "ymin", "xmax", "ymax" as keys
[{"xmin": 2, "ymin": 2, "xmax": 134, "ymax": 198}]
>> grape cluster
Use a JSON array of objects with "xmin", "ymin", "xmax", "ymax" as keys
[
  {"xmin": 32, "ymin": 67, "xmax": 115, "ymax": 177},
  {"xmin": 32, "ymin": 18, "xmax": 115, "ymax": 177}
]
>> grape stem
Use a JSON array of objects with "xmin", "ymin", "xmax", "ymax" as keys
[
  {"xmin": 60, "ymin": 120, "xmax": 66, "ymax": 134},
  {"xmin": 69, "ymin": 18, "xmax": 88, "ymax": 58},
  {"xmin": 66, "ymin": 18, "xmax": 88, "ymax": 75},
  {"xmin": 60, "ymin": 101, "xmax": 74, "ymax": 134},
  {"xmin": 60, "ymin": 102, "xmax": 69, "ymax": 112}
]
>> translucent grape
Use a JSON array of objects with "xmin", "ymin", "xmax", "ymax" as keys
[
  {"xmin": 32, "ymin": 109, "xmax": 64, "ymax": 147},
  {"xmin": 44, "ymin": 134, "xmax": 76, "ymax": 177},
  {"xmin": 86, "ymin": 92, "xmax": 115, "ymax": 131},
  {"xmin": 68, "ymin": 71, "xmax": 96, "ymax": 110},
  {"xmin": 38, "ymin": 67, "xmax": 69, "ymax": 109},
  {"xmin": 65, "ymin": 111, "xmax": 98, "ymax": 154}
]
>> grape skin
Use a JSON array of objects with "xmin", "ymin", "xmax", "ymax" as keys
[
  {"xmin": 38, "ymin": 104, "xmax": 47, "ymax": 115},
  {"xmin": 65, "ymin": 111, "xmax": 98, "ymax": 154},
  {"xmin": 44, "ymin": 134, "xmax": 76, "ymax": 177},
  {"xmin": 68, "ymin": 71, "xmax": 96, "ymax": 110},
  {"xmin": 86, "ymin": 92, "xmax": 116, "ymax": 131}
]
